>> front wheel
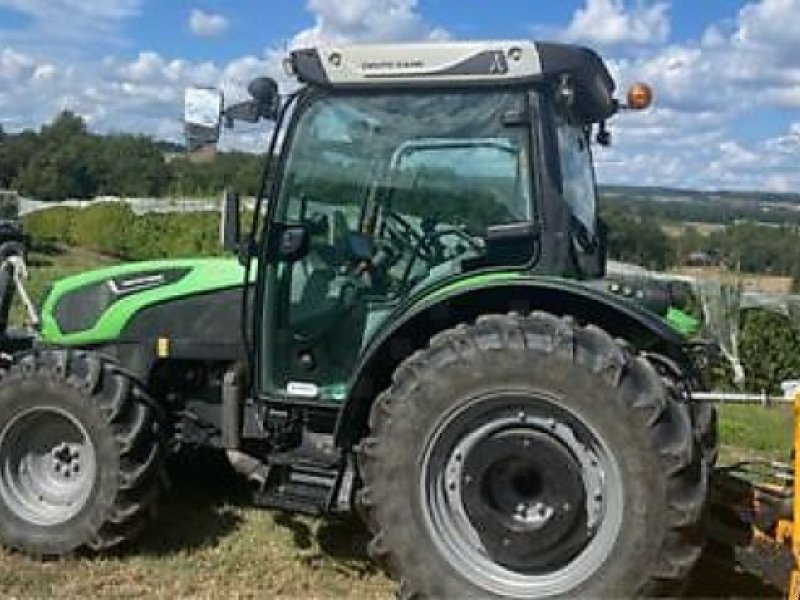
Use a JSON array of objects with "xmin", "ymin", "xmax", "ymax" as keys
[
  {"xmin": 358, "ymin": 312, "xmax": 706, "ymax": 598},
  {"xmin": 0, "ymin": 350, "xmax": 164, "ymax": 555}
]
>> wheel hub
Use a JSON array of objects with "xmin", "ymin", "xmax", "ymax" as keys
[
  {"xmin": 51, "ymin": 443, "xmax": 83, "ymax": 479},
  {"xmin": 0, "ymin": 407, "xmax": 97, "ymax": 526},
  {"xmin": 460, "ymin": 428, "xmax": 588, "ymax": 570},
  {"xmin": 421, "ymin": 394, "xmax": 623, "ymax": 597}
]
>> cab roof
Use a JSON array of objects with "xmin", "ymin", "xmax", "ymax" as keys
[{"xmin": 288, "ymin": 40, "xmax": 617, "ymax": 123}]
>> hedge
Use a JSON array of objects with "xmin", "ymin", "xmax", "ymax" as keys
[{"xmin": 24, "ymin": 203, "xmax": 222, "ymax": 260}]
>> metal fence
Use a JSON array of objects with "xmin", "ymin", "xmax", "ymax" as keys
[{"xmin": 1, "ymin": 192, "xmax": 257, "ymax": 217}]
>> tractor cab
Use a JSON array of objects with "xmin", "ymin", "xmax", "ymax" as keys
[{"xmin": 186, "ymin": 40, "xmax": 647, "ymax": 402}]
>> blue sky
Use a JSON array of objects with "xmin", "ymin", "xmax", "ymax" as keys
[{"xmin": 1, "ymin": 0, "xmax": 799, "ymax": 192}]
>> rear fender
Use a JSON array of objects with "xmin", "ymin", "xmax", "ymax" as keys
[{"xmin": 335, "ymin": 277, "xmax": 692, "ymax": 447}]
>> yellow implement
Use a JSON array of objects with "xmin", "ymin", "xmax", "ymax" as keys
[
  {"xmin": 790, "ymin": 392, "xmax": 800, "ymax": 599},
  {"xmin": 698, "ymin": 387, "xmax": 800, "ymax": 598}
]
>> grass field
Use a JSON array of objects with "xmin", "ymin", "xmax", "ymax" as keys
[{"xmin": 0, "ymin": 245, "xmax": 794, "ymax": 598}]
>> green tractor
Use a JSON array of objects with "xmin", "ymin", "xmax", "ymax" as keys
[{"xmin": 0, "ymin": 40, "xmax": 715, "ymax": 597}]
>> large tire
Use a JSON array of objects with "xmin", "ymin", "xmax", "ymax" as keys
[
  {"xmin": 0, "ymin": 349, "xmax": 164, "ymax": 555},
  {"xmin": 647, "ymin": 353, "xmax": 718, "ymax": 468},
  {"xmin": 357, "ymin": 312, "xmax": 707, "ymax": 598},
  {"xmin": 695, "ymin": 399, "xmax": 718, "ymax": 466}
]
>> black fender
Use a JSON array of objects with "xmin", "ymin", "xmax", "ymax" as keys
[{"xmin": 335, "ymin": 276, "xmax": 693, "ymax": 447}]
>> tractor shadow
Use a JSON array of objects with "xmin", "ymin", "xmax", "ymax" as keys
[
  {"xmin": 131, "ymin": 449, "xmax": 248, "ymax": 557},
  {"xmin": 130, "ymin": 449, "xmax": 374, "ymax": 572},
  {"xmin": 272, "ymin": 512, "xmax": 380, "ymax": 577},
  {"xmin": 683, "ymin": 542, "xmax": 785, "ymax": 598}
]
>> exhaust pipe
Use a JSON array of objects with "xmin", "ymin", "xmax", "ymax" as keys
[{"xmin": 221, "ymin": 366, "xmax": 271, "ymax": 486}]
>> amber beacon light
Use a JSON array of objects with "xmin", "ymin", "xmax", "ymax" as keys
[{"xmin": 625, "ymin": 82, "xmax": 654, "ymax": 110}]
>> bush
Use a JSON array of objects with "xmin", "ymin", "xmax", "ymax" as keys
[
  {"xmin": 69, "ymin": 203, "xmax": 136, "ymax": 257},
  {"xmin": 23, "ymin": 204, "xmax": 222, "ymax": 261},
  {"xmin": 738, "ymin": 309, "xmax": 800, "ymax": 394},
  {"xmin": 127, "ymin": 213, "xmax": 221, "ymax": 260},
  {"xmin": 24, "ymin": 206, "xmax": 78, "ymax": 245}
]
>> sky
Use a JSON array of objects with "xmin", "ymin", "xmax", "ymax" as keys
[{"xmin": 0, "ymin": 0, "xmax": 799, "ymax": 192}]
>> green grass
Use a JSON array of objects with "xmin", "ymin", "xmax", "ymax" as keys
[
  {"xmin": 0, "ymin": 453, "xmax": 393, "ymax": 599},
  {"xmin": 0, "ymin": 245, "xmax": 794, "ymax": 597},
  {"xmin": 718, "ymin": 404, "xmax": 796, "ymax": 463}
]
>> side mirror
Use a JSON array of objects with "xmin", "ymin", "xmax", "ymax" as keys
[
  {"xmin": 220, "ymin": 189, "xmax": 241, "ymax": 253},
  {"xmin": 185, "ymin": 87, "xmax": 224, "ymax": 151},
  {"xmin": 222, "ymin": 77, "xmax": 281, "ymax": 128},
  {"xmin": 269, "ymin": 223, "xmax": 311, "ymax": 263}
]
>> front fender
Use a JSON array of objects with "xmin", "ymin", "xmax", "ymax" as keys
[{"xmin": 335, "ymin": 274, "xmax": 691, "ymax": 447}]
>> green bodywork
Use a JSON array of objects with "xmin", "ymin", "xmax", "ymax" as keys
[
  {"xmin": 666, "ymin": 307, "xmax": 700, "ymax": 337},
  {"xmin": 39, "ymin": 259, "xmax": 695, "ymax": 350},
  {"xmin": 422, "ymin": 271, "xmax": 698, "ymax": 336},
  {"xmin": 39, "ymin": 258, "xmax": 249, "ymax": 346}
]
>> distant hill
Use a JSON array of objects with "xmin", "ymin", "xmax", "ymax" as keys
[{"xmin": 599, "ymin": 185, "xmax": 800, "ymax": 225}]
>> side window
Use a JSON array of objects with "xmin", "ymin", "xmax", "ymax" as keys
[
  {"xmin": 392, "ymin": 140, "xmax": 532, "ymax": 236},
  {"xmin": 556, "ymin": 122, "xmax": 597, "ymax": 236}
]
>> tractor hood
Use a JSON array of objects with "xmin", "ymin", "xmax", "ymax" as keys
[{"xmin": 39, "ymin": 258, "xmax": 249, "ymax": 346}]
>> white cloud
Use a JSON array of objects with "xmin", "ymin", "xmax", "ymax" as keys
[
  {"xmin": 291, "ymin": 0, "xmax": 446, "ymax": 47},
  {"xmin": 0, "ymin": 0, "xmax": 141, "ymax": 20},
  {"xmin": 579, "ymin": 0, "xmax": 800, "ymax": 190},
  {"xmin": 0, "ymin": 0, "xmax": 143, "ymax": 50},
  {"xmin": 562, "ymin": 0, "xmax": 670, "ymax": 47},
  {"xmin": 2, "ymin": 0, "xmax": 800, "ymax": 192},
  {"xmin": 188, "ymin": 9, "xmax": 230, "ymax": 38}
]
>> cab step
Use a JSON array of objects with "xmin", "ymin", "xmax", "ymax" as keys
[{"xmin": 254, "ymin": 448, "xmax": 343, "ymax": 515}]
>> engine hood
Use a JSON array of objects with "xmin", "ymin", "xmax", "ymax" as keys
[{"xmin": 40, "ymin": 258, "xmax": 250, "ymax": 345}]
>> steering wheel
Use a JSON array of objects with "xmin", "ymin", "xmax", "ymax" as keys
[
  {"xmin": 381, "ymin": 209, "xmax": 435, "ymax": 262},
  {"xmin": 427, "ymin": 227, "xmax": 485, "ymax": 259}
]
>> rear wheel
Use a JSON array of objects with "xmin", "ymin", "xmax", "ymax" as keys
[
  {"xmin": 358, "ymin": 312, "xmax": 706, "ymax": 598},
  {"xmin": 0, "ymin": 349, "xmax": 164, "ymax": 555}
]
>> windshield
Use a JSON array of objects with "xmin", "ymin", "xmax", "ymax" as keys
[
  {"xmin": 277, "ymin": 90, "xmax": 534, "ymax": 280},
  {"xmin": 269, "ymin": 90, "xmax": 535, "ymax": 397}
]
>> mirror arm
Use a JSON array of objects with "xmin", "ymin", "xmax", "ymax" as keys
[{"xmin": 224, "ymin": 101, "xmax": 261, "ymax": 128}]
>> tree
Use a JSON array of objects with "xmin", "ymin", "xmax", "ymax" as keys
[
  {"xmin": 3, "ymin": 111, "xmax": 264, "ymax": 201},
  {"xmin": 603, "ymin": 205, "xmax": 675, "ymax": 270},
  {"xmin": 40, "ymin": 111, "xmax": 87, "ymax": 146},
  {"xmin": 95, "ymin": 135, "xmax": 170, "ymax": 197},
  {"xmin": 15, "ymin": 138, "xmax": 98, "ymax": 200}
]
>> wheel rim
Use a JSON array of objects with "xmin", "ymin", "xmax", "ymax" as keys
[
  {"xmin": 0, "ymin": 407, "xmax": 97, "ymax": 526},
  {"xmin": 420, "ymin": 392, "xmax": 623, "ymax": 597}
]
